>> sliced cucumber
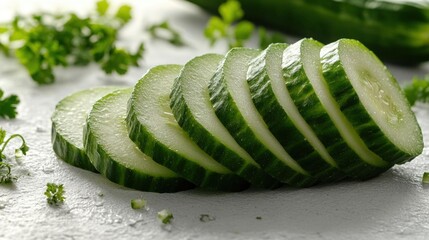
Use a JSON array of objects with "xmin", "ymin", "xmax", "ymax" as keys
[
  {"xmin": 51, "ymin": 86, "xmax": 120, "ymax": 172},
  {"xmin": 320, "ymin": 39, "xmax": 423, "ymax": 164},
  {"xmin": 209, "ymin": 48, "xmax": 317, "ymax": 187},
  {"xmin": 283, "ymin": 38, "xmax": 391, "ymax": 179},
  {"xmin": 126, "ymin": 65, "xmax": 249, "ymax": 191},
  {"xmin": 84, "ymin": 89, "xmax": 193, "ymax": 192},
  {"xmin": 170, "ymin": 53, "xmax": 281, "ymax": 189},
  {"xmin": 247, "ymin": 43, "xmax": 345, "ymax": 182}
]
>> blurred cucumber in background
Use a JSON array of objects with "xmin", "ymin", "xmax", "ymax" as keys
[{"xmin": 186, "ymin": 0, "xmax": 429, "ymax": 65}]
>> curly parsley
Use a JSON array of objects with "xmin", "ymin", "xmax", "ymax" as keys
[
  {"xmin": 45, "ymin": 183, "xmax": 65, "ymax": 205},
  {"xmin": 404, "ymin": 76, "xmax": 429, "ymax": 106},
  {"xmin": 0, "ymin": 0, "xmax": 144, "ymax": 84}
]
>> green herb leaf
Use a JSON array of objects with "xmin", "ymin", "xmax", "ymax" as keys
[
  {"xmin": 204, "ymin": 0, "xmax": 286, "ymax": 50},
  {"xmin": 233, "ymin": 21, "xmax": 254, "ymax": 47},
  {"xmin": 45, "ymin": 183, "xmax": 65, "ymax": 205},
  {"xmin": 0, "ymin": 89, "xmax": 20, "ymax": 119},
  {"xmin": 19, "ymin": 142, "xmax": 29, "ymax": 156},
  {"xmin": 0, "ymin": 131, "xmax": 29, "ymax": 162},
  {"xmin": 131, "ymin": 198, "xmax": 147, "ymax": 209},
  {"xmin": 115, "ymin": 5, "xmax": 132, "ymax": 24},
  {"xmin": 423, "ymin": 172, "xmax": 429, "ymax": 184},
  {"xmin": 219, "ymin": 0, "xmax": 243, "ymax": 24},
  {"xmin": 0, "ymin": 162, "xmax": 16, "ymax": 184},
  {"xmin": 204, "ymin": 17, "xmax": 227, "ymax": 46},
  {"xmin": 96, "ymin": 0, "xmax": 110, "ymax": 16},
  {"xmin": 157, "ymin": 209, "xmax": 173, "ymax": 224},
  {"xmin": 0, "ymin": 25, "xmax": 8, "ymax": 34},
  {"xmin": 404, "ymin": 76, "xmax": 429, "ymax": 106},
  {"xmin": 0, "ymin": 1, "xmax": 144, "ymax": 84},
  {"xmin": 147, "ymin": 21, "xmax": 185, "ymax": 46},
  {"xmin": 0, "ymin": 128, "xmax": 6, "ymax": 145}
]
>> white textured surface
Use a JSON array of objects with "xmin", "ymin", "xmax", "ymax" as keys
[{"xmin": 1, "ymin": 0, "xmax": 429, "ymax": 239}]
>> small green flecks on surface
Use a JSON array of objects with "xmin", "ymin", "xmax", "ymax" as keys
[
  {"xmin": 157, "ymin": 209, "xmax": 173, "ymax": 224},
  {"xmin": 423, "ymin": 172, "xmax": 429, "ymax": 184},
  {"xmin": 199, "ymin": 214, "xmax": 216, "ymax": 223},
  {"xmin": 131, "ymin": 198, "xmax": 147, "ymax": 210}
]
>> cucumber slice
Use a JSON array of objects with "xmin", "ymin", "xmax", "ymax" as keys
[
  {"xmin": 209, "ymin": 48, "xmax": 317, "ymax": 187},
  {"xmin": 320, "ymin": 39, "xmax": 423, "ymax": 164},
  {"xmin": 170, "ymin": 53, "xmax": 281, "ymax": 189},
  {"xmin": 51, "ymin": 86, "xmax": 120, "ymax": 172},
  {"xmin": 247, "ymin": 43, "xmax": 345, "ymax": 182},
  {"xmin": 84, "ymin": 89, "xmax": 193, "ymax": 192},
  {"xmin": 126, "ymin": 65, "xmax": 249, "ymax": 191},
  {"xmin": 283, "ymin": 38, "xmax": 391, "ymax": 179}
]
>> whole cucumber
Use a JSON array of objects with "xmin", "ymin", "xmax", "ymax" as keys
[{"xmin": 186, "ymin": 0, "xmax": 429, "ymax": 65}]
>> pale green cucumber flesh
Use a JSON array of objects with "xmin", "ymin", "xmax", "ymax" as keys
[
  {"xmin": 209, "ymin": 47, "xmax": 317, "ymax": 187},
  {"xmin": 170, "ymin": 54, "xmax": 281, "ymax": 189},
  {"xmin": 284, "ymin": 39, "xmax": 392, "ymax": 179},
  {"xmin": 248, "ymin": 43, "xmax": 346, "ymax": 182},
  {"xmin": 127, "ymin": 65, "xmax": 249, "ymax": 191},
  {"xmin": 51, "ymin": 86, "xmax": 121, "ymax": 172},
  {"xmin": 321, "ymin": 39, "xmax": 423, "ymax": 164},
  {"xmin": 84, "ymin": 89, "xmax": 193, "ymax": 192}
]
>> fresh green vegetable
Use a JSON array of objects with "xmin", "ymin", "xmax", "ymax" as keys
[
  {"xmin": 0, "ymin": 0, "xmax": 144, "ymax": 84},
  {"xmin": 320, "ymin": 39, "xmax": 423, "ymax": 165},
  {"xmin": 208, "ymin": 47, "xmax": 316, "ymax": 187},
  {"xmin": 147, "ymin": 21, "xmax": 185, "ymax": 46},
  {"xmin": 52, "ymin": 37, "xmax": 423, "ymax": 190},
  {"xmin": 170, "ymin": 53, "xmax": 280, "ymax": 188},
  {"xmin": 131, "ymin": 198, "xmax": 147, "ymax": 209},
  {"xmin": 281, "ymin": 39, "xmax": 390, "ymax": 179},
  {"xmin": 157, "ymin": 209, "xmax": 173, "ymax": 224},
  {"xmin": 189, "ymin": 0, "xmax": 429, "ymax": 64},
  {"xmin": 51, "ymin": 86, "xmax": 121, "ymax": 172},
  {"xmin": 44, "ymin": 183, "xmax": 65, "ymax": 205},
  {"xmin": 204, "ymin": 0, "xmax": 285, "ymax": 49},
  {"xmin": 247, "ymin": 42, "xmax": 345, "ymax": 182},
  {"xmin": 84, "ymin": 88, "xmax": 193, "ymax": 192},
  {"xmin": 126, "ymin": 65, "xmax": 249, "ymax": 191},
  {"xmin": 0, "ymin": 89, "xmax": 20, "ymax": 119},
  {"xmin": 404, "ymin": 76, "xmax": 429, "ymax": 106}
]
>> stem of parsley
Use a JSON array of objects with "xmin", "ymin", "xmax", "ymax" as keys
[{"xmin": 0, "ymin": 134, "xmax": 29, "ymax": 160}]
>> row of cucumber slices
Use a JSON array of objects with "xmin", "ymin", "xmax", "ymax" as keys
[{"xmin": 51, "ymin": 38, "xmax": 423, "ymax": 192}]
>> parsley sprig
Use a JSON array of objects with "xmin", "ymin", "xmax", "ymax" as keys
[
  {"xmin": 45, "ymin": 183, "xmax": 65, "ymax": 205},
  {"xmin": 0, "ymin": 162, "xmax": 16, "ymax": 184},
  {"xmin": 404, "ymin": 76, "xmax": 429, "ymax": 106},
  {"xmin": 0, "ymin": 89, "xmax": 20, "ymax": 119},
  {"xmin": 0, "ymin": 128, "xmax": 29, "ymax": 184},
  {"xmin": 0, "ymin": 0, "xmax": 144, "ymax": 84},
  {"xmin": 147, "ymin": 21, "xmax": 185, "ymax": 47},
  {"xmin": 204, "ymin": 0, "xmax": 285, "ymax": 49}
]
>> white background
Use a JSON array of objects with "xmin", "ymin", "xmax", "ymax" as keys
[{"xmin": 1, "ymin": 0, "xmax": 429, "ymax": 239}]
